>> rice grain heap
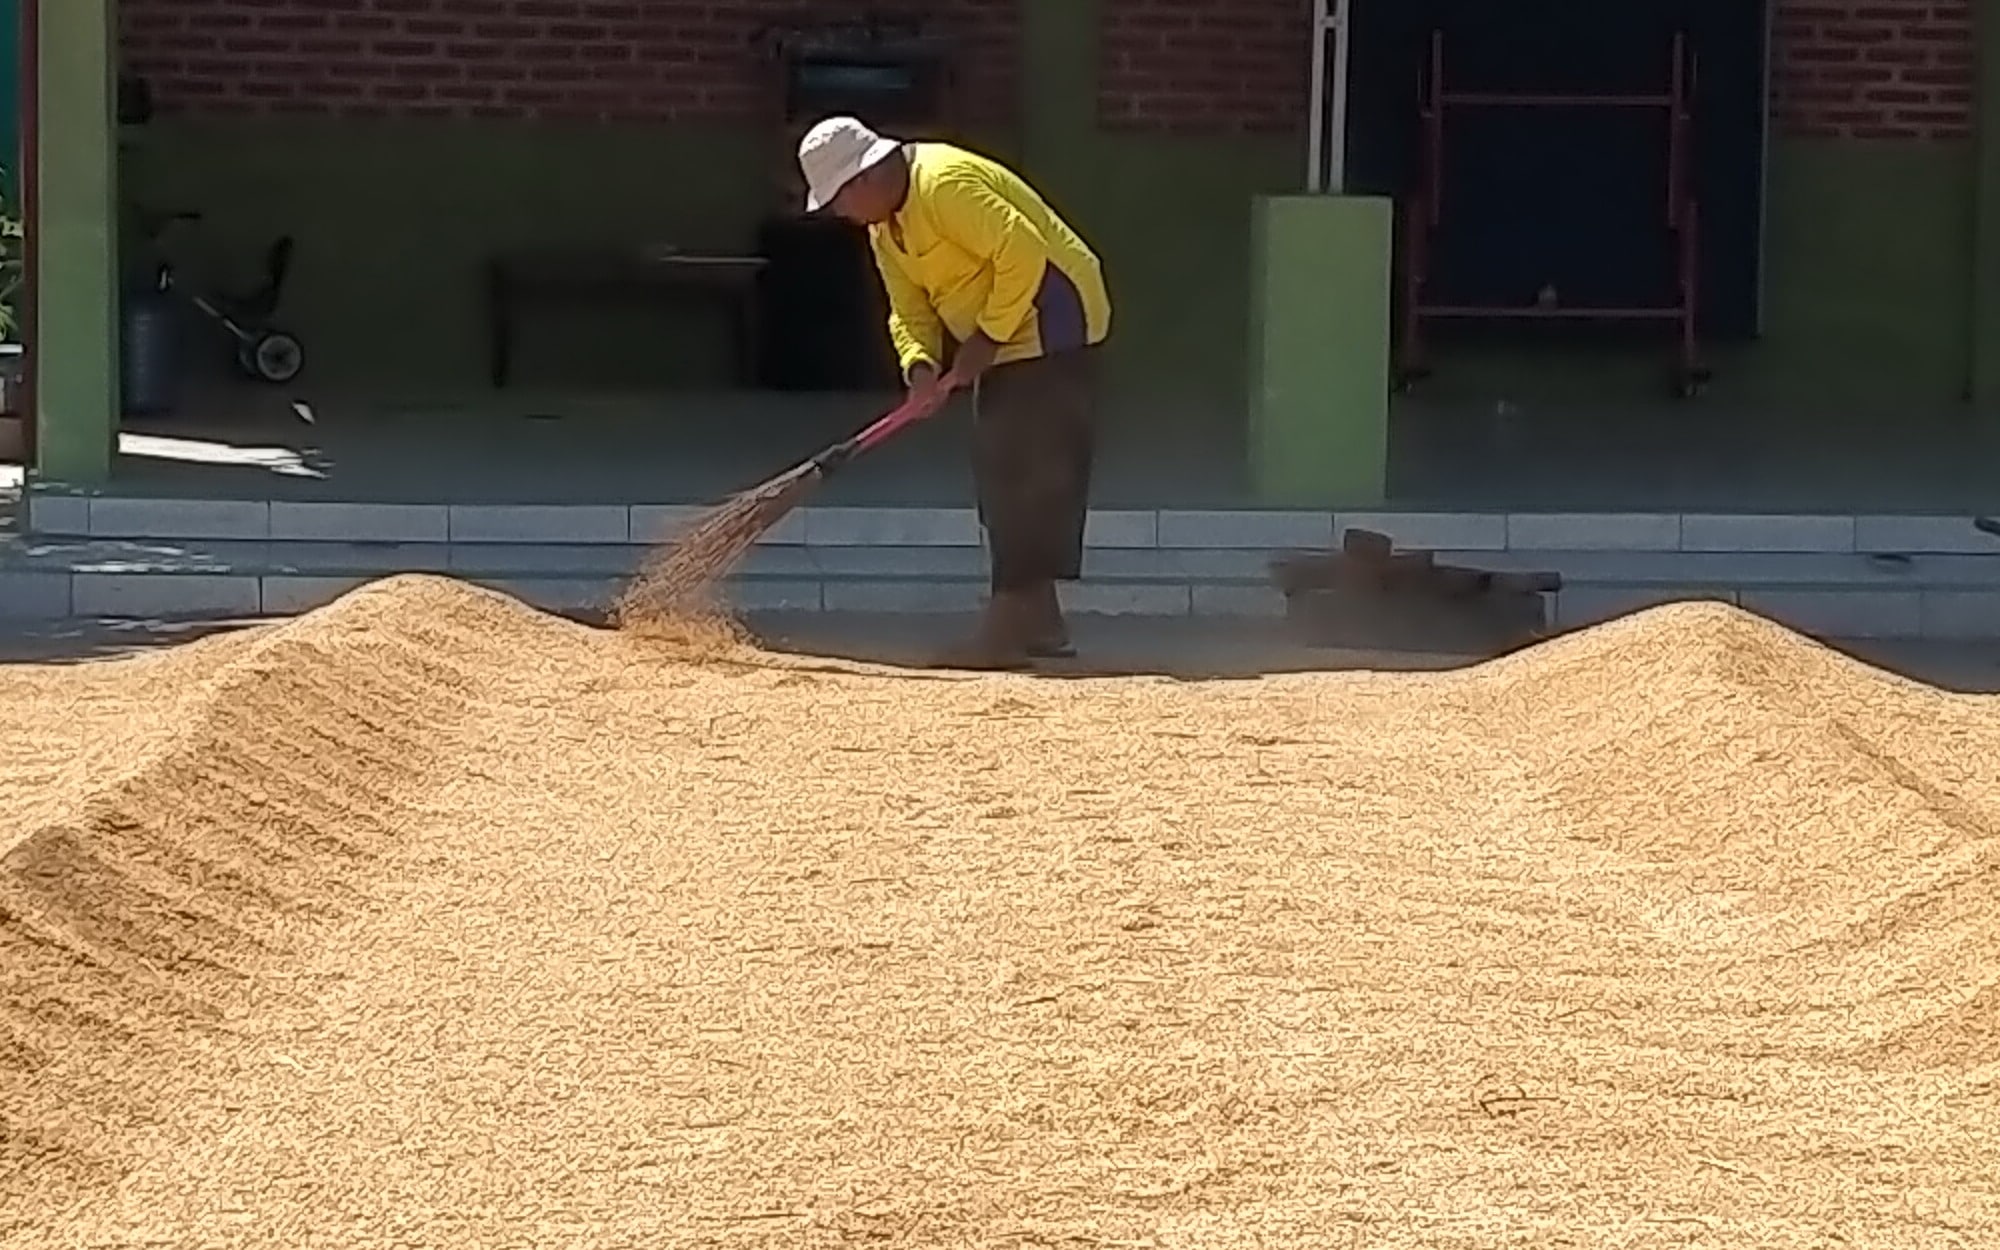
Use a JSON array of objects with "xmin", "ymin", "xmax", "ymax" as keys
[{"xmin": 3, "ymin": 575, "xmax": 1996, "ymax": 1249}]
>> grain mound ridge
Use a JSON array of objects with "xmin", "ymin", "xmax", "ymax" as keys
[
  {"xmin": 1454, "ymin": 603, "xmax": 2000, "ymax": 1064},
  {"xmin": 0, "ymin": 575, "xmax": 563, "ymax": 1191},
  {"xmin": 2, "ymin": 590, "xmax": 1997, "ymax": 1247}
]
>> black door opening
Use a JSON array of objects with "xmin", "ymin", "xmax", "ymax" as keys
[{"xmin": 1343, "ymin": 0, "xmax": 1770, "ymax": 393}]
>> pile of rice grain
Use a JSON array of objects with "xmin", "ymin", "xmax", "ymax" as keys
[{"xmin": 3, "ymin": 575, "xmax": 1995, "ymax": 1249}]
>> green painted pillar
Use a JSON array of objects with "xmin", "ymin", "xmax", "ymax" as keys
[
  {"xmin": 1973, "ymin": 0, "xmax": 2000, "ymax": 408},
  {"xmin": 32, "ymin": 0, "xmax": 118, "ymax": 482},
  {"xmin": 1247, "ymin": 194, "xmax": 1392, "ymax": 506}
]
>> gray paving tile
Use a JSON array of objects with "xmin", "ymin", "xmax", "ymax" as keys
[
  {"xmin": 473, "ymin": 576, "xmax": 621, "ymax": 613},
  {"xmin": 1156, "ymin": 509, "xmax": 1333, "ymax": 549},
  {"xmin": 725, "ymin": 579, "xmax": 825, "ymax": 612},
  {"xmin": 1333, "ymin": 511, "xmax": 1507, "ymax": 551},
  {"xmin": 1168, "ymin": 548, "xmax": 1285, "ymax": 581},
  {"xmin": 89, "ymin": 497, "xmax": 270, "ymax": 540},
  {"xmin": 1555, "ymin": 586, "xmax": 1740, "ymax": 630},
  {"xmin": 822, "ymin": 579, "xmax": 986, "ymax": 612},
  {"xmin": 731, "ymin": 547, "xmax": 823, "ymax": 578},
  {"xmin": 630, "ymin": 504, "xmax": 808, "ymax": 546},
  {"xmin": 261, "ymin": 575, "xmax": 373, "ymax": 615},
  {"xmin": 449, "ymin": 544, "xmax": 645, "ymax": 577},
  {"xmin": 804, "ymin": 507, "xmax": 982, "ymax": 546},
  {"xmin": 1078, "ymin": 549, "xmax": 1191, "ymax": 580},
  {"xmin": 266, "ymin": 542, "xmax": 454, "ymax": 574},
  {"xmin": 1507, "ymin": 513, "xmax": 1681, "ymax": 551},
  {"xmin": 1906, "ymin": 555, "xmax": 2000, "ymax": 587},
  {"xmin": 0, "ymin": 572, "xmax": 72, "ymax": 618},
  {"xmin": 23, "ymin": 493, "xmax": 89, "ymax": 535},
  {"xmin": 1679, "ymin": 514, "xmax": 1856, "ymax": 553},
  {"xmin": 448, "ymin": 505, "xmax": 629, "ymax": 543},
  {"xmin": 1469, "ymin": 551, "xmax": 1932, "ymax": 587},
  {"xmin": 1063, "ymin": 582, "xmax": 1191, "ymax": 616},
  {"xmin": 1738, "ymin": 589, "xmax": 1924, "ymax": 640},
  {"xmin": 810, "ymin": 546, "xmax": 987, "ymax": 577},
  {"xmin": 1191, "ymin": 584, "xmax": 1288, "ymax": 618},
  {"xmin": 1919, "ymin": 591, "xmax": 2000, "ymax": 640},
  {"xmin": 71, "ymin": 573, "xmax": 263, "ymax": 618},
  {"xmin": 270, "ymin": 502, "xmax": 450, "ymax": 542},
  {"xmin": 1855, "ymin": 515, "xmax": 1998, "ymax": 555},
  {"xmin": 59, "ymin": 539, "xmax": 267, "ymax": 575},
  {"xmin": 1083, "ymin": 509, "xmax": 1159, "ymax": 549}
]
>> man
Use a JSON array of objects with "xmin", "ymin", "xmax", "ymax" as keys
[{"xmin": 797, "ymin": 116, "xmax": 1112, "ymax": 668}]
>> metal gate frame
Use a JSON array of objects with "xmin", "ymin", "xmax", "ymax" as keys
[{"xmin": 1305, "ymin": 0, "xmax": 1350, "ymax": 192}]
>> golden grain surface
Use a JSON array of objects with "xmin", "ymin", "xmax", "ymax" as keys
[{"xmin": 3, "ymin": 576, "xmax": 1996, "ymax": 1248}]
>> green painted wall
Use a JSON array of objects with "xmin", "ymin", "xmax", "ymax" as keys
[
  {"xmin": 116, "ymin": 0, "xmax": 1977, "ymax": 426},
  {"xmin": 1971, "ymin": 0, "xmax": 2000, "ymax": 407},
  {"xmin": 121, "ymin": 121, "xmax": 775, "ymax": 395},
  {"xmin": 1750, "ymin": 138, "xmax": 1973, "ymax": 405},
  {"xmin": 120, "ymin": 119, "xmax": 1293, "ymax": 404}
]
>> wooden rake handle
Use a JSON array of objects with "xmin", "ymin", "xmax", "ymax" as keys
[{"xmin": 810, "ymin": 385, "xmax": 952, "ymax": 476}]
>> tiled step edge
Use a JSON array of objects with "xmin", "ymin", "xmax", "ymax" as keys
[
  {"xmin": 14, "ymin": 539, "xmax": 2000, "ymax": 588},
  {"xmin": 8, "ymin": 569, "xmax": 2000, "ymax": 640},
  {"xmin": 24, "ymin": 491, "xmax": 2000, "ymax": 556},
  {"xmin": 1, "ymin": 572, "xmax": 1271, "ymax": 622}
]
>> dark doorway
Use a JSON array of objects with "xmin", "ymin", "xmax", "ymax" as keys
[{"xmin": 1344, "ymin": 0, "xmax": 1769, "ymax": 344}]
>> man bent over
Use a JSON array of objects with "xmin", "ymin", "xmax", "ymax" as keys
[{"xmin": 798, "ymin": 116, "xmax": 1112, "ymax": 668}]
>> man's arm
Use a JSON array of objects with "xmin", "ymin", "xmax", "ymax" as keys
[
  {"xmin": 870, "ymin": 234, "xmax": 946, "ymax": 384},
  {"xmin": 927, "ymin": 169, "xmax": 1051, "ymax": 383}
]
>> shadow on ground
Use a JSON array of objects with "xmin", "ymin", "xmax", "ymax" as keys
[
  {"xmin": 8, "ymin": 608, "xmax": 1998, "ymax": 694},
  {"xmin": 746, "ymin": 613, "xmax": 1487, "ymax": 682}
]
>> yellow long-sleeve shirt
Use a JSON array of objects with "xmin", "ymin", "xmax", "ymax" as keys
[{"xmin": 868, "ymin": 142, "xmax": 1112, "ymax": 380}]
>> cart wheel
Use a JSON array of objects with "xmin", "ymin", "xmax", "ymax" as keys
[
  {"xmin": 241, "ymin": 331, "xmax": 304, "ymax": 384},
  {"xmin": 1674, "ymin": 367, "xmax": 1711, "ymax": 400}
]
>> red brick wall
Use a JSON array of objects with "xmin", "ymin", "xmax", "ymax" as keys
[
  {"xmin": 1097, "ymin": 0, "xmax": 1310, "ymax": 134},
  {"xmin": 117, "ymin": 0, "xmax": 1019, "ymax": 124},
  {"xmin": 1095, "ymin": 0, "xmax": 1976, "ymax": 141},
  {"xmin": 1771, "ymin": 0, "xmax": 1973, "ymax": 139}
]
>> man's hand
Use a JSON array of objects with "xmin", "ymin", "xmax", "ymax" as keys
[
  {"xmin": 906, "ymin": 361, "xmax": 951, "ymax": 413},
  {"xmin": 908, "ymin": 330, "xmax": 999, "ymax": 410},
  {"xmin": 942, "ymin": 332, "xmax": 1000, "ymax": 392}
]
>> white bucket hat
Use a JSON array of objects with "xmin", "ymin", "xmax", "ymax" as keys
[{"xmin": 798, "ymin": 116, "xmax": 902, "ymax": 213}]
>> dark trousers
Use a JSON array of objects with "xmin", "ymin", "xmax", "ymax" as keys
[{"xmin": 970, "ymin": 346, "xmax": 1100, "ymax": 594}]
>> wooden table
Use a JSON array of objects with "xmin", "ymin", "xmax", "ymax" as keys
[{"xmin": 485, "ymin": 246, "xmax": 769, "ymax": 388}]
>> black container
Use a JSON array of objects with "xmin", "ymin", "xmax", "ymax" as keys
[{"xmin": 119, "ymin": 287, "xmax": 183, "ymax": 416}]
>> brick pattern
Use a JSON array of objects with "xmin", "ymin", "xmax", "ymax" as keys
[
  {"xmin": 112, "ymin": 0, "xmax": 1981, "ymax": 140},
  {"xmin": 1096, "ymin": 0, "xmax": 1975, "ymax": 140},
  {"xmin": 1097, "ymin": 0, "xmax": 1311, "ymax": 133},
  {"xmin": 117, "ymin": 0, "xmax": 1019, "ymax": 123},
  {"xmin": 1771, "ymin": 0, "xmax": 1974, "ymax": 139}
]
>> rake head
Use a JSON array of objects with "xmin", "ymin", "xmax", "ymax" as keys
[{"xmin": 615, "ymin": 464, "xmax": 822, "ymax": 626}]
